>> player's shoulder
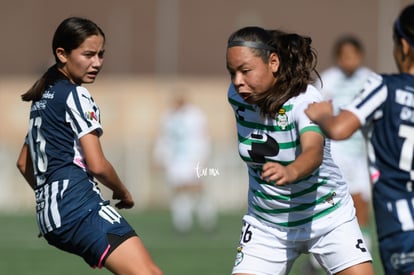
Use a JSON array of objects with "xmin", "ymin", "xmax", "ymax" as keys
[
  {"xmin": 297, "ymin": 84, "xmax": 323, "ymax": 102},
  {"xmin": 320, "ymin": 66, "xmax": 346, "ymax": 85},
  {"xmin": 320, "ymin": 66, "xmax": 342, "ymax": 79},
  {"xmin": 361, "ymin": 72, "xmax": 384, "ymax": 89},
  {"xmin": 377, "ymin": 74, "xmax": 414, "ymax": 102},
  {"xmin": 74, "ymin": 85, "xmax": 92, "ymax": 97},
  {"xmin": 381, "ymin": 73, "xmax": 414, "ymax": 85},
  {"xmin": 285, "ymin": 85, "xmax": 322, "ymax": 117},
  {"xmin": 52, "ymin": 79, "xmax": 91, "ymax": 96},
  {"xmin": 68, "ymin": 84, "xmax": 94, "ymax": 103},
  {"xmin": 45, "ymin": 79, "xmax": 77, "ymax": 103},
  {"xmin": 356, "ymin": 66, "xmax": 373, "ymax": 75}
]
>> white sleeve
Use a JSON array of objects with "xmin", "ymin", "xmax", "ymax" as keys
[
  {"xmin": 343, "ymin": 72, "xmax": 387, "ymax": 126},
  {"xmin": 294, "ymin": 86, "xmax": 323, "ymax": 133},
  {"xmin": 65, "ymin": 86, "xmax": 103, "ymax": 139}
]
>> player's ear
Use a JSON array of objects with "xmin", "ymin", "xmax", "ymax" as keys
[
  {"xmin": 55, "ymin": 48, "xmax": 68, "ymax": 64},
  {"xmin": 401, "ymin": 38, "xmax": 411, "ymax": 56},
  {"xmin": 269, "ymin": 52, "xmax": 279, "ymax": 73}
]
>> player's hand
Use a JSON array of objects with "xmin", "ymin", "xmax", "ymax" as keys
[
  {"xmin": 113, "ymin": 190, "xmax": 135, "ymax": 209},
  {"xmin": 304, "ymin": 101, "xmax": 333, "ymax": 122},
  {"xmin": 261, "ymin": 162, "xmax": 294, "ymax": 186}
]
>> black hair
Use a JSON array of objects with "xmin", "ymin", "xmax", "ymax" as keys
[
  {"xmin": 21, "ymin": 17, "xmax": 105, "ymax": 102},
  {"xmin": 393, "ymin": 4, "xmax": 414, "ymax": 47},
  {"xmin": 333, "ymin": 35, "xmax": 364, "ymax": 58},
  {"xmin": 227, "ymin": 26, "xmax": 319, "ymax": 117}
]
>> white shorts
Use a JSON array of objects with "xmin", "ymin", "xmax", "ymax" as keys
[
  {"xmin": 330, "ymin": 142, "xmax": 372, "ymax": 201},
  {"xmin": 232, "ymin": 215, "xmax": 372, "ymax": 275}
]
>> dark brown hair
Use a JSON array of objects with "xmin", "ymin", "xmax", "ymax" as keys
[
  {"xmin": 21, "ymin": 17, "xmax": 105, "ymax": 102},
  {"xmin": 393, "ymin": 4, "xmax": 414, "ymax": 47},
  {"xmin": 227, "ymin": 26, "xmax": 319, "ymax": 117},
  {"xmin": 333, "ymin": 35, "xmax": 364, "ymax": 59}
]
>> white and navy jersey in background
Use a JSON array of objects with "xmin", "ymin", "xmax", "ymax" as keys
[
  {"xmin": 317, "ymin": 66, "xmax": 373, "ymax": 199},
  {"xmin": 317, "ymin": 66, "xmax": 372, "ymax": 158},
  {"xmin": 228, "ymin": 84, "xmax": 355, "ymax": 238},
  {"xmin": 26, "ymin": 78, "xmax": 104, "ymax": 235},
  {"xmin": 344, "ymin": 73, "xmax": 414, "ymax": 240}
]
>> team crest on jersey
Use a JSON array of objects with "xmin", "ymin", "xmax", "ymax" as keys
[
  {"xmin": 85, "ymin": 111, "xmax": 98, "ymax": 121},
  {"xmin": 234, "ymin": 246, "xmax": 244, "ymax": 266},
  {"xmin": 276, "ymin": 108, "xmax": 288, "ymax": 130}
]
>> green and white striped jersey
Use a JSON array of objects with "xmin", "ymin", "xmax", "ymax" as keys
[{"xmin": 228, "ymin": 84, "xmax": 355, "ymax": 235}]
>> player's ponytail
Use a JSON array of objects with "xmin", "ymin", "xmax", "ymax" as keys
[
  {"xmin": 268, "ymin": 32, "xmax": 319, "ymax": 114},
  {"xmin": 21, "ymin": 65, "xmax": 66, "ymax": 102}
]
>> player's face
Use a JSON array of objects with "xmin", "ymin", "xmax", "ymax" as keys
[
  {"xmin": 226, "ymin": 46, "xmax": 278, "ymax": 104},
  {"xmin": 336, "ymin": 44, "xmax": 363, "ymax": 76},
  {"xmin": 57, "ymin": 34, "xmax": 105, "ymax": 85}
]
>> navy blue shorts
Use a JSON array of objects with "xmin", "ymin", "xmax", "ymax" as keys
[
  {"xmin": 44, "ymin": 200, "xmax": 137, "ymax": 268},
  {"xmin": 379, "ymin": 231, "xmax": 414, "ymax": 275}
]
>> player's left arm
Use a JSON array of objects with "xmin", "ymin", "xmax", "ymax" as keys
[
  {"xmin": 80, "ymin": 131, "xmax": 135, "ymax": 209},
  {"xmin": 261, "ymin": 131, "xmax": 324, "ymax": 185},
  {"xmin": 16, "ymin": 143, "xmax": 35, "ymax": 190}
]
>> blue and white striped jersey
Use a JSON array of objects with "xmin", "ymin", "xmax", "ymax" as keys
[
  {"xmin": 344, "ymin": 72, "xmax": 414, "ymax": 239},
  {"xmin": 26, "ymin": 78, "xmax": 104, "ymax": 235},
  {"xmin": 228, "ymin": 84, "xmax": 355, "ymax": 236}
]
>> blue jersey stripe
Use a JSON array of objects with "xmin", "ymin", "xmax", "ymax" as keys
[
  {"xmin": 346, "ymin": 73, "xmax": 414, "ymax": 238},
  {"xmin": 27, "ymin": 79, "xmax": 103, "ymax": 234}
]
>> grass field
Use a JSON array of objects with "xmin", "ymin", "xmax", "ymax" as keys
[{"xmin": 0, "ymin": 210, "xmax": 384, "ymax": 274}]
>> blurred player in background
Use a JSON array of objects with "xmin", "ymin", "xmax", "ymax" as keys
[
  {"xmin": 319, "ymin": 36, "xmax": 372, "ymax": 236},
  {"xmin": 16, "ymin": 16, "xmax": 162, "ymax": 275},
  {"xmin": 153, "ymin": 93, "xmax": 217, "ymax": 234},
  {"xmin": 306, "ymin": 4, "xmax": 414, "ymax": 274},
  {"xmin": 304, "ymin": 35, "xmax": 374, "ymax": 274},
  {"xmin": 226, "ymin": 26, "xmax": 374, "ymax": 275}
]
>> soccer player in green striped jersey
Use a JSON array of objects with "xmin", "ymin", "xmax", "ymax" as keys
[{"xmin": 226, "ymin": 26, "xmax": 374, "ymax": 275}]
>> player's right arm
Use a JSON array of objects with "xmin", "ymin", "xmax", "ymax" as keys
[
  {"xmin": 305, "ymin": 101, "xmax": 361, "ymax": 140},
  {"xmin": 16, "ymin": 143, "xmax": 35, "ymax": 190},
  {"xmin": 79, "ymin": 130, "xmax": 135, "ymax": 209}
]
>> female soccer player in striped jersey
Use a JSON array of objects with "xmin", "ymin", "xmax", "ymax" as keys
[
  {"xmin": 16, "ymin": 17, "xmax": 162, "ymax": 275},
  {"xmin": 226, "ymin": 26, "xmax": 374, "ymax": 275},
  {"xmin": 306, "ymin": 4, "xmax": 414, "ymax": 275}
]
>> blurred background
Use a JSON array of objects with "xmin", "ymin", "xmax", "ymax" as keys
[
  {"xmin": 1, "ymin": 0, "xmax": 409, "ymax": 212},
  {"xmin": 0, "ymin": 1, "xmax": 409, "ymax": 274}
]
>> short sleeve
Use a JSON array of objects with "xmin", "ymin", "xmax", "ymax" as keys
[
  {"xmin": 65, "ymin": 86, "xmax": 103, "ymax": 138},
  {"xmin": 293, "ymin": 85, "xmax": 324, "ymax": 135},
  {"xmin": 342, "ymin": 72, "xmax": 386, "ymax": 126}
]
